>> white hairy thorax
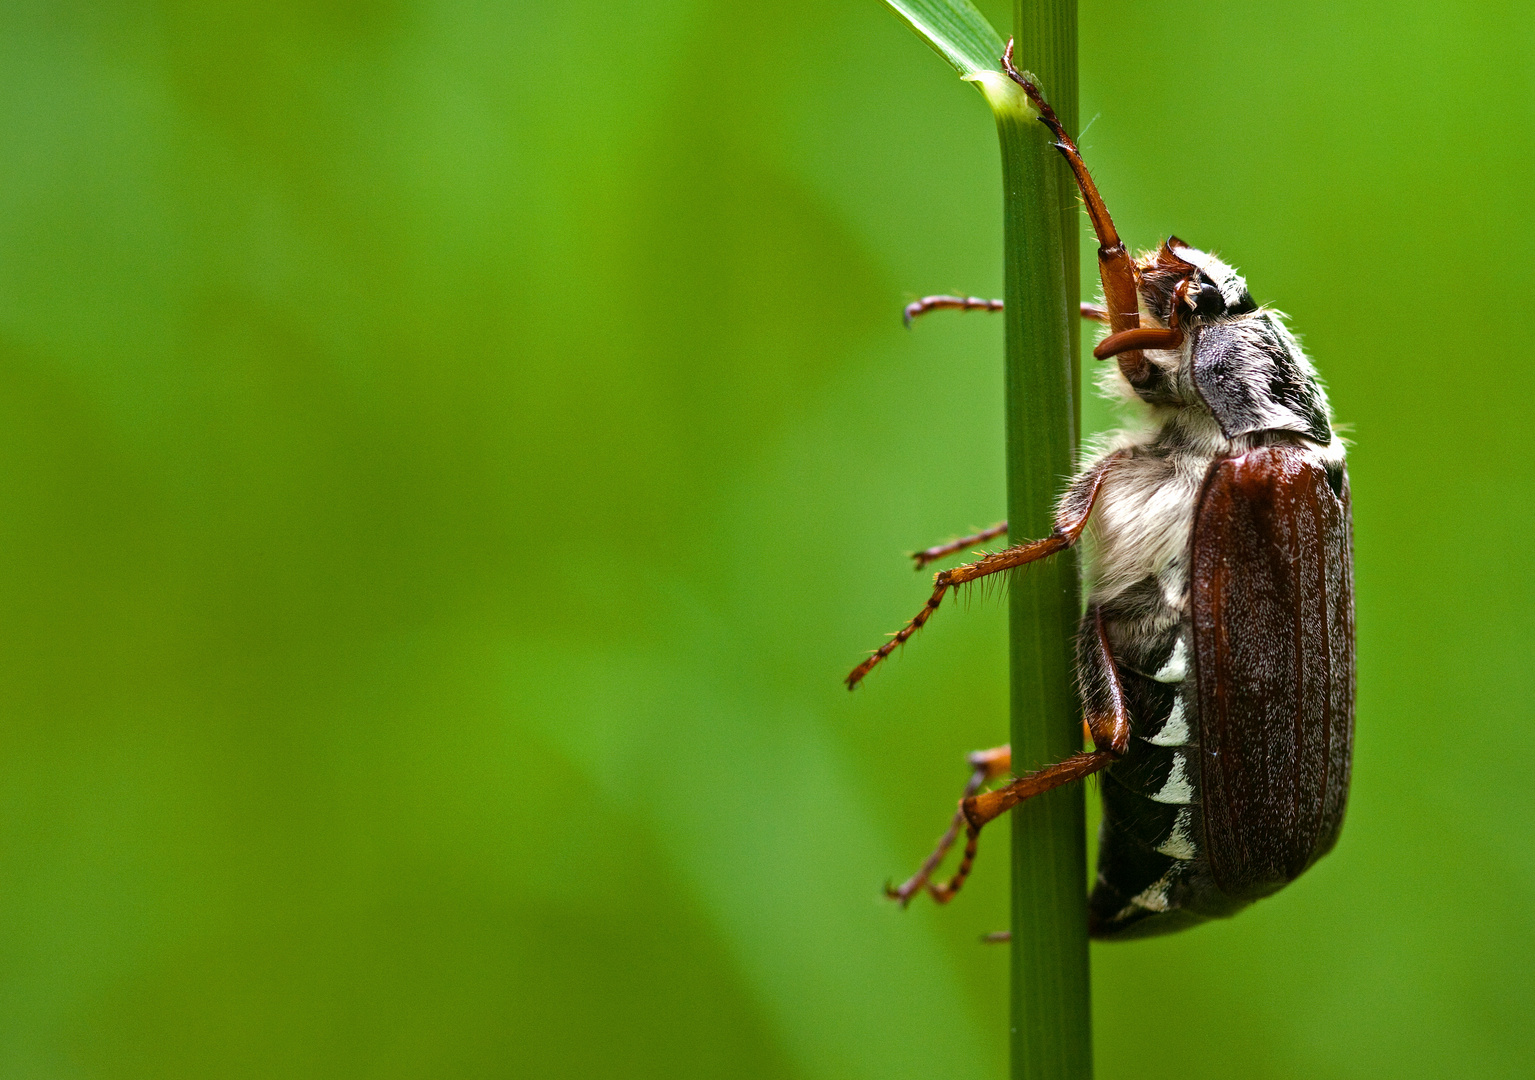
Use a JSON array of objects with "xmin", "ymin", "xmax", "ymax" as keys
[{"xmin": 1077, "ymin": 330, "xmax": 1346, "ymax": 615}]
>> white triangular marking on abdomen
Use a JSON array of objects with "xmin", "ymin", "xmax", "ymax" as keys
[
  {"xmin": 1117, "ymin": 868, "xmax": 1177, "ymax": 916},
  {"xmin": 1150, "ymin": 752, "xmax": 1194, "ymax": 804},
  {"xmin": 1146, "ymin": 695, "xmax": 1190, "ymax": 747},
  {"xmin": 1155, "ymin": 807, "xmax": 1197, "ymax": 860},
  {"xmin": 1153, "ymin": 639, "xmax": 1188, "ymax": 683}
]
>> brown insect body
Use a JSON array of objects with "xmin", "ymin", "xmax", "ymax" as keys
[
  {"xmin": 865, "ymin": 45, "xmax": 1355, "ymax": 938},
  {"xmin": 1084, "ymin": 443, "xmax": 1353, "ymax": 937}
]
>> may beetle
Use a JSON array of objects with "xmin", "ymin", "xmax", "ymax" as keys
[{"xmin": 849, "ymin": 45, "xmax": 1354, "ymax": 938}]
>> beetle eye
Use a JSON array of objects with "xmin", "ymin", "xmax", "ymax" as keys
[{"xmin": 1194, "ymin": 282, "xmax": 1225, "ymax": 317}]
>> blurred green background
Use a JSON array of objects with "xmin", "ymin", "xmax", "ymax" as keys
[{"xmin": 1, "ymin": 0, "xmax": 1532, "ymax": 1076}]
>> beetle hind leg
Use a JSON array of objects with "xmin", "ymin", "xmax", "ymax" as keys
[
  {"xmin": 886, "ymin": 744, "xmax": 1011, "ymax": 907},
  {"xmin": 923, "ymin": 607, "xmax": 1132, "ymax": 904},
  {"xmin": 927, "ymin": 750, "xmax": 1116, "ymax": 903}
]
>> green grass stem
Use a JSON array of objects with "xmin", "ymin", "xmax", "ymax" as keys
[
  {"xmin": 998, "ymin": 5, "xmax": 1090, "ymax": 1079},
  {"xmin": 879, "ymin": 1, "xmax": 1090, "ymax": 1076}
]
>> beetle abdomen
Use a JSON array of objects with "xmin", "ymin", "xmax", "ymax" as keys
[{"xmin": 1089, "ymin": 648, "xmax": 1249, "ymax": 938}]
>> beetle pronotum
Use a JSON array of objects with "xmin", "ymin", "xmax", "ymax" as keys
[{"xmin": 850, "ymin": 44, "xmax": 1354, "ymax": 939}]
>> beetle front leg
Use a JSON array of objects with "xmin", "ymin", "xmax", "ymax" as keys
[
  {"xmin": 925, "ymin": 607, "xmax": 1130, "ymax": 903},
  {"xmin": 999, "ymin": 41, "xmax": 1151, "ymax": 387}
]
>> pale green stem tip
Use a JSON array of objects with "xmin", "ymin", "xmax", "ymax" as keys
[{"xmin": 962, "ymin": 69, "xmax": 1040, "ymax": 121}]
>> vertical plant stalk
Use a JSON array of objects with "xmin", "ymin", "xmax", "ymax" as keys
[
  {"xmin": 999, "ymin": 5, "xmax": 1089, "ymax": 1079},
  {"xmin": 876, "ymin": 1, "xmax": 1088, "ymax": 1074}
]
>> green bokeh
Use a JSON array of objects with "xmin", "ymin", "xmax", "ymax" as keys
[{"xmin": 1, "ymin": 1, "xmax": 1531, "ymax": 1076}]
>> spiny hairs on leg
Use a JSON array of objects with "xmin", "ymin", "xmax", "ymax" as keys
[
  {"xmin": 927, "ymin": 608, "xmax": 1131, "ymax": 905},
  {"xmin": 928, "ymin": 750, "xmax": 1116, "ymax": 904},
  {"xmin": 846, "ymin": 559, "xmax": 1019, "ymax": 689},
  {"xmin": 845, "ymin": 532, "xmax": 1072, "ymax": 689},
  {"xmin": 844, "ymin": 578, "xmax": 951, "ymax": 689},
  {"xmin": 846, "ymin": 455, "xmax": 1121, "ymax": 688},
  {"xmin": 926, "ymin": 824, "xmax": 980, "ymax": 903}
]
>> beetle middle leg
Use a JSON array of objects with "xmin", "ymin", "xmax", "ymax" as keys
[
  {"xmin": 897, "ymin": 298, "xmax": 1114, "ymax": 573},
  {"xmin": 846, "ymin": 451, "xmax": 1123, "ymax": 689},
  {"xmin": 923, "ymin": 607, "xmax": 1130, "ymax": 904}
]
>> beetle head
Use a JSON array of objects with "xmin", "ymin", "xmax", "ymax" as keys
[
  {"xmin": 1105, "ymin": 239, "xmax": 1332, "ymax": 445},
  {"xmin": 1138, "ymin": 238, "xmax": 1256, "ymax": 327}
]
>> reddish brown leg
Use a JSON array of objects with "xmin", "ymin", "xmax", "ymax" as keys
[
  {"xmin": 886, "ymin": 745, "xmax": 1010, "ymax": 907},
  {"xmin": 1093, "ymin": 276, "xmax": 1194, "ymax": 359},
  {"xmin": 845, "ymin": 453, "xmax": 1121, "ymax": 689},
  {"xmin": 846, "ymin": 535, "xmax": 1065, "ymax": 689},
  {"xmin": 1000, "ymin": 41, "xmax": 1150, "ymax": 387},
  {"xmin": 1081, "ymin": 606, "xmax": 1132, "ymax": 755},
  {"xmin": 911, "ymin": 523, "xmax": 1009, "ymax": 569},
  {"xmin": 1094, "ymin": 325, "xmax": 1182, "ymax": 360},
  {"xmin": 925, "ymin": 608, "xmax": 1131, "ymax": 904},
  {"xmin": 904, "ymin": 297, "xmax": 1108, "ymax": 327},
  {"xmin": 926, "ymin": 752, "xmax": 1114, "ymax": 904},
  {"xmin": 904, "ymin": 295, "xmax": 1002, "ymax": 326}
]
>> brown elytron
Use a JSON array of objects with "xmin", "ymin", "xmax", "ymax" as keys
[{"xmin": 1192, "ymin": 445, "xmax": 1355, "ymax": 896}]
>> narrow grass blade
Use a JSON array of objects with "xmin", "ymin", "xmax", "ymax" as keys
[{"xmin": 881, "ymin": 0, "xmax": 1006, "ymax": 79}]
